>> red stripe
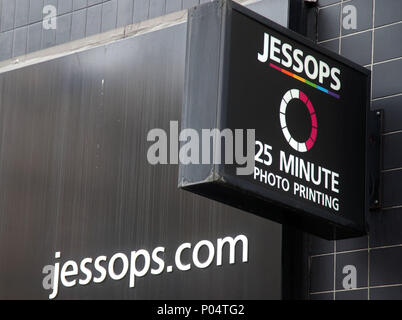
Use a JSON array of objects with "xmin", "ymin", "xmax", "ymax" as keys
[{"xmin": 269, "ymin": 63, "xmax": 282, "ymax": 72}]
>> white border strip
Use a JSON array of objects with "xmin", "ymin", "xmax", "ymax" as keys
[{"xmin": 0, "ymin": 9, "xmax": 188, "ymax": 75}]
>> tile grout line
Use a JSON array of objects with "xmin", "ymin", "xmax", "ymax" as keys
[
  {"xmin": 84, "ymin": 5, "xmax": 88, "ymax": 39},
  {"xmin": 99, "ymin": 0, "xmax": 104, "ymax": 36},
  {"xmin": 311, "ymin": 247, "xmax": 367, "ymax": 258},
  {"xmin": 381, "ymin": 129, "xmax": 402, "ymax": 136},
  {"xmin": 368, "ymin": 233, "xmax": 371, "ymax": 300},
  {"xmin": 68, "ymin": 4, "xmax": 73, "ymax": 44},
  {"xmin": 23, "ymin": 0, "xmax": 31, "ymax": 56},
  {"xmin": 333, "ymin": 239, "xmax": 337, "ymax": 300},
  {"xmin": 338, "ymin": 0, "xmax": 343, "ymax": 55},
  {"xmin": 131, "ymin": 0, "xmax": 137, "ymax": 25},
  {"xmin": 371, "ymin": 56, "xmax": 402, "ymax": 66},
  {"xmin": 309, "ymin": 255, "xmax": 312, "ymax": 297},
  {"xmin": 370, "ymin": 0, "xmax": 375, "ymax": 103},
  {"xmin": 311, "ymin": 282, "xmax": 402, "ymax": 295},
  {"xmin": 382, "ymin": 167, "xmax": 402, "ymax": 173},
  {"xmin": 69, "ymin": 2, "xmax": 73, "ymax": 42},
  {"xmin": 372, "ymin": 92, "xmax": 402, "ymax": 101},
  {"xmin": 382, "ymin": 204, "xmax": 402, "ymax": 210},
  {"xmin": 39, "ymin": 2, "xmax": 43, "ymax": 52},
  {"xmin": 318, "ymin": 0, "xmax": 352, "ymax": 11},
  {"xmin": 10, "ymin": 0, "xmax": 18, "ymax": 58},
  {"xmin": 311, "ymin": 242, "xmax": 402, "ymax": 259},
  {"xmin": 131, "ymin": 0, "xmax": 136, "ymax": 24},
  {"xmin": 369, "ymin": 1, "xmax": 374, "ymax": 235},
  {"xmin": 317, "ymin": 19, "xmax": 402, "ymax": 44},
  {"xmin": 147, "ymin": 0, "xmax": 151, "ymax": 20},
  {"xmin": 115, "ymin": 0, "xmax": 119, "ymax": 30},
  {"xmin": 333, "ymin": 0, "xmax": 343, "ymax": 299}
]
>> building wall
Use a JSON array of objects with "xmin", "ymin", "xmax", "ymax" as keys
[
  {"xmin": 308, "ymin": 0, "xmax": 402, "ymax": 300},
  {"xmin": 0, "ymin": 0, "xmax": 207, "ymax": 61},
  {"xmin": 0, "ymin": 0, "xmax": 290, "ymax": 300},
  {"xmin": 0, "ymin": 22, "xmax": 284, "ymax": 299},
  {"xmin": 0, "ymin": 0, "xmax": 288, "ymax": 62}
]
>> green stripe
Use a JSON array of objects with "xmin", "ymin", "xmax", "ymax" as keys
[{"xmin": 305, "ymin": 80, "xmax": 317, "ymax": 88}]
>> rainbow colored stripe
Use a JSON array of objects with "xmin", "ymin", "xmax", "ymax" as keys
[{"xmin": 269, "ymin": 63, "xmax": 340, "ymax": 99}]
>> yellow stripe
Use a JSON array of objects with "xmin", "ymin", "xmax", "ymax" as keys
[{"xmin": 293, "ymin": 74, "xmax": 305, "ymax": 83}]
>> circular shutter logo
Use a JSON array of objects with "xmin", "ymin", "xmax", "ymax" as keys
[{"xmin": 279, "ymin": 89, "xmax": 317, "ymax": 153}]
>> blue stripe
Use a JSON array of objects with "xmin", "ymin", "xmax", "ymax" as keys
[{"xmin": 316, "ymin": 85, "xmax": 329, "ymax": 94}]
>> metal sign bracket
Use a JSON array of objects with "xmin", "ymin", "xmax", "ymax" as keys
[{"xmin": 368, "ymin": 109, "xmax": 383, "ymax": 210}]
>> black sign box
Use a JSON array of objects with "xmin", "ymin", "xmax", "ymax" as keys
[{"xmin": 179, "ymin": 0, "xmax": 372, "ymax": 239}]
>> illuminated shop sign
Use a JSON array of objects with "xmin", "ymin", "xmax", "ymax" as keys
[{"xmin": 179, "ymin": 0, "xmax": 373, "ymax": 239}]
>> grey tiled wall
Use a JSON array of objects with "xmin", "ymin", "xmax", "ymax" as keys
[
  {"xmin": 0, "ymin": 0, "xmax": 211, "ymax": 61},
  {"xmin": 310, "ymin": 0, "xmax": 402, "ymax": 300},
  {"xmin": 0, "ymin": 0, "xmax": 288, "ymax": 62}
]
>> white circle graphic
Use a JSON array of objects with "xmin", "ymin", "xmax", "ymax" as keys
[{"xmin": 279, "ymin": 89, "xmax": 317, "ymax": 153}]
